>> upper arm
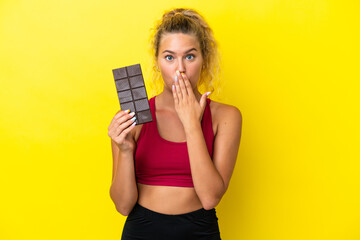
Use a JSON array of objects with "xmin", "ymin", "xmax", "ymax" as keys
[{"xmin": 212, "ymin": 105, "xmax": 243, "ymax": 191}]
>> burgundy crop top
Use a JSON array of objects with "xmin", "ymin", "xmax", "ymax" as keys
[{"xmin": 134, "ymin": 95, "xmax": 215, "ymax": 187}]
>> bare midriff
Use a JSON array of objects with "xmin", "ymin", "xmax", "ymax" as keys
[{"xmin": 137, "ymin": 183, "xmax": 204, "ymax": 214}]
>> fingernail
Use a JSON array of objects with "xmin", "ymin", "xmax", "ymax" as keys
[
  {"xmin": 175, "ymin": 76, "xmax": 178, "ymax": 82},
  {"xmin": 172, "ymin": 84, "xmax": 175, "ymax": 90},
  {"xmin": 131, "ymin": 116, "xmax": 136, "ymax": 122},
  {"xmin": 206, "ymin": 92, "xmax": 211, "ymax": 96},
  {"xmin": 131, "ymin": 122, "xmax": 136, "ymax": 126},
  {"xmin": 129, "ymin": 112, "xmax": 135, "ymax": 116},
  {"xmin": 181, "ymin": 73, "xmax": 185, "ymax": 76},
  {"xmin": 176, "ymin": 70, "xmax": 180, "ymax": 75},
  {"xmin": 125, "ymin": 109, "xmax": 130, "ymax": 113}
]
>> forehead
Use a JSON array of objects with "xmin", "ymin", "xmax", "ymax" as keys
[{"xmin": 159, "ymin": 32, "xmax": 200, "ymax": 53}]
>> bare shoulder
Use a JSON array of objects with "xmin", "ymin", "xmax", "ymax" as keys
[{"xmin": 209, "ymin": 100, "xmax": 243, "ymax": 133}]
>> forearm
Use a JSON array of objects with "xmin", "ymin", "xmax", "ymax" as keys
[
  {"xmin": 110, "ymin": 151, "xmax": 138, "ymax": 216},
  {"xmin": 185, "ymin": 122, "xmax": 225, "ymax": 210}
]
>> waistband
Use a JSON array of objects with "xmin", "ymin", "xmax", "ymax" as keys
[{"xmin": 132, "ymin": 202, "xmax": 216, "ymax": 221}]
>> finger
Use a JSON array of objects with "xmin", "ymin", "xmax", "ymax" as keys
[
  {"xmin": 114, "ymin": 115, "xmax": 137, "ymax": 137},
  {"xmin": 108, "ymin": 109, "xmax": 130, "ymax": 130},
  {"xmin": 199, "ymin": 92, "xmax": 209, "ymax": 110},
  {"xmin": 113, "ymin": 111, "xmax": 135, "ymax": 130},
  {"xmin": 181, "ymin": 73, "xmax": 195, "ymax": 98},
  {"xmin": 172, "ymin": 84, "xmax": 179, "ymax": 105},
  {"xmin": 115, "ymin": 120, "xmax": 136, "ymax": 142},
  {"xmin": 116, "ymin": 109, "xmax": 130, "ymax": 119},
  {"xmin": 111, "ymin": 112, "xmax": 135, "ymax": 137},
  {"xmin": 174, "ymin": 74, "xmax": 183, "ymax": 101},
  {"xmin": 177, "ymin": 71, "xmax": 188, "ymax": 98}
]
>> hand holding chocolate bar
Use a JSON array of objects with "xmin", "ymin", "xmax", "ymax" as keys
[{"xmin": 107, "ymin": 109, "xmax": 137, "ymax": 152}]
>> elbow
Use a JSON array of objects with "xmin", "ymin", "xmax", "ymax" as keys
[
  {"xmin": 109, "ymin": 186, "xmax": 137, "ymax": 216},
  {"xmin": 201, "ymin": 196, "xmax": 222, "ymax": 210},
  {"xmin": 201, "ymin": 186, "xmax": 227, "ymax": 210},
  {"xmin": 115, "ymin": 205, "xmax": 132, "ymax": 216},
  {"xmin": 111, "ymin": 196, "xmax": 136, "ymax": 216}
]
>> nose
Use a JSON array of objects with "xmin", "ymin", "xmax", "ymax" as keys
[{"xmin": 177, "ymin": 58, "xmax": 186, "ymax": 74}]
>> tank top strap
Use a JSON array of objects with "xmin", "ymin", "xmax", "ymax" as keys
[
  {"xmin": 149, "ymin": 96, "xmax": 156, "ymax": 120},
  {"xmin": 148, "ymin": 96, "xmax": 157, "ymax": 133},
  {"xmin": 201, "ymin": 98, "xmax": 215, "ymax": 157},
  {"xmin": 136, "ymin": 97, "xmax": 155, "ymax": 145}
]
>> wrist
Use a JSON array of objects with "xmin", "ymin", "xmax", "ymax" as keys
[
  {"xmin": 184, "ymin": 121, "xmax": 202, "ymax": 135},
  {"xmin": 118, "ymin": 149, "xmax": 134, "ymax": 158}
]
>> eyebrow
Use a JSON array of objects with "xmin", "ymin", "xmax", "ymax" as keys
[{"xmin": 162, "ymin": 48, "xmax": 197, "ymax": 54}]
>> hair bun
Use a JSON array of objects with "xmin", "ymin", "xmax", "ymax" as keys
[{"xmin": 172, "ymin": 12, "xmax": 184, "ymax": 19}]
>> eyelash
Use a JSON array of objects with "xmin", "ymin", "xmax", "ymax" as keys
[{"xmin": 165, "ymin": 54, "xmax": 195, "ymax": 61}]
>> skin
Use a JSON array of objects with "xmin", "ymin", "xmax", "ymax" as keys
[{"xmin": 108, "ymin": 32, "xmax": 243, "ymax": 215}]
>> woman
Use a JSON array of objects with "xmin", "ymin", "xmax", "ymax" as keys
[{"xmin": 108, "ymin": 8, "xmax": 242, "ymax": 240}]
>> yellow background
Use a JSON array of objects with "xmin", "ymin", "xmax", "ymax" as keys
[{"xmin": 1, "ymin": 0, "xmax": 359, "ymax": 239}]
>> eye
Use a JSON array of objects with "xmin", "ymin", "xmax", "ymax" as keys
[
  {"xmin": 165, "ymin": 55, "xmax": 173, "ymax": 61},
  {"xmin": 186, "ymin": 54, "xmax": 195, "ymax": 60}
]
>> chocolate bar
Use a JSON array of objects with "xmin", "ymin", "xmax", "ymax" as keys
[{"xmin": 112, "ymin": 64, "xmax": 153, "ymax": 125}]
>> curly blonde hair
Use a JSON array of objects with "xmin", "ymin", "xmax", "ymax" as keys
[{"xmin": 147, "ymin": 8, "xmax": 222, "ymax": 98}]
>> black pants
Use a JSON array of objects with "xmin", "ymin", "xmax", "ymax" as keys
[{"xmin": 121, "ymin": 202, "xmax": 221, "ymax": 240}]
